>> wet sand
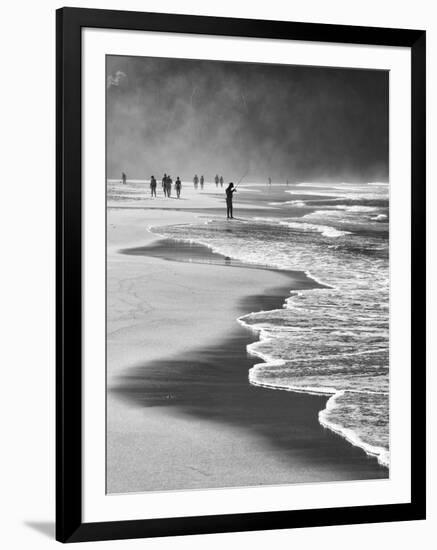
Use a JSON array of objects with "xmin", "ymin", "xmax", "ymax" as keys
[
  {"xmin": 122, "ymin": 238, "xmax": 303, "ymax": 271},
  {"xmin": 107, "ymin": 207, "xmax": 387, "ymax": 493}
]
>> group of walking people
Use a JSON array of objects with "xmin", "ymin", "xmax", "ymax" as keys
[
  {"xmin": 148, "ymin": 173, "xmax": 182, "ymax": 198},
  {"xmin": 192, "ymin": 174, "xmax": 204, "ymax": 190},
  {"xmin": 192, "ymin": 174, "xmax": 224, "ymax": 189}
]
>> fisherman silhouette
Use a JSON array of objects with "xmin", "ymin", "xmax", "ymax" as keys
[{"xmin": 225, "ymin": 182, "xmax": 236, "ymax": 219}]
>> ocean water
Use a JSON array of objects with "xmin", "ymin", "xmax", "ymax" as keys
[{"xmin": 151, "ymin": 181, "xmax": 390, "ymax": 468}]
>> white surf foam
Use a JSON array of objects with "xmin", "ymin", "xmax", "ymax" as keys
[
  {"xmin": 279, "ymin": 220, "xmax": 350, "ymax": 238},
  {"xmin": 149, "ymin": 193, "xmax": 389, "ymax": 468}
]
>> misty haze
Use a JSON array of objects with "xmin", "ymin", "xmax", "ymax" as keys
[{"xmin": 106, "ymin": 56, "xmax": 388, "ymax": 183}]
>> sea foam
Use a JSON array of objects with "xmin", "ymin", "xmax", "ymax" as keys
[{"xmin": 152, "ymin": 181, "xmax": 390, "ymax": 468}]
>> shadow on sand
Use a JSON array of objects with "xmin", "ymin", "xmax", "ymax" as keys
[{"xmin": 111, "ymin": 243, "xmax": 388, "ymax": 482}]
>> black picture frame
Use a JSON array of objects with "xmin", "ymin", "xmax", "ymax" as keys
[{"xmin": 56, "ymin": 7, "xmax": 426, "ymax": 543}]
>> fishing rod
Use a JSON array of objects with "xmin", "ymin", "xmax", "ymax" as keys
[{"xmin": 234, "ymin": 168, "xmax": 249, "ymax": 189}]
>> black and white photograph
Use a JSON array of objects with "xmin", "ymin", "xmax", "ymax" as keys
[
  {"xmin": 106, "ymin": 55, "xmax": 390, "ymax": 494},
  {"xmin": 1, "ymin": 0, "xmax": 431, "ymax": 547}
]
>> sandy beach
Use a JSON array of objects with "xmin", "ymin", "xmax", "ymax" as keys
[{"xmin": 106, "ymin": 186, "xmax": 387, "ymax": 494}]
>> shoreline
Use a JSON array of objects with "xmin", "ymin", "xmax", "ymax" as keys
[
  {"xmin": 237, "ymin": 318, "xmax": 389, "ymax": 469},
  {"xmin": 107, "ymin": 208, "xmax": 387, "ymax": 493},
  {"xmin": 121, "ymin": 234, "xmax": 389, "ymax": 470},
  {"xmin": 147, "ymin": 202, "xmax": 389, "ymax": 469},
  {"xmin": 106, "ymin": 189, "xmax": 388, "ymax": 493}
]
